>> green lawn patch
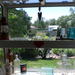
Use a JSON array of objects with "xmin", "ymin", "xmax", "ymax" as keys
[
  {"xmin": 20, "ymin": 58, "xmax": 75, "ymax": 69},
  {"xmin": 20, "ymin": 59, "xmax": 62, "ymax": 68}
]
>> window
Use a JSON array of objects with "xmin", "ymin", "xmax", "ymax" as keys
[{"xmin": 0, "ymin": 5, "xmax": 3, "ymax": 19}]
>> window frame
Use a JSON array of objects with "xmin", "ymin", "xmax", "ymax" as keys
[{"xmin": 0, "ymin": 2, "xmax": 75, "ymax": 48}]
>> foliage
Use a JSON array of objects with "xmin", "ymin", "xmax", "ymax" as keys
[
  {"xmin": 64, "ymin": 49, "xmax": 74, "ymax": 57},
  {"xmin": 33, "ymin": 18, "xmax": 46, "ymax": 29},
  {"xmin": 49, "ymin": 18, "xmax": 57, "ymax": 25},
  {"xmin": 20, "ymin": 49, "xmax": 39, "ymax": 59},
  {"xmin": 0, "ymin": 48, "xmax": 4, "ymax": 68},
  {"xmin": 52, "ymin": 48, "xmax": 64, "ymax": 56},
  {"xmin": 11, "ymin": 48, "xmax": 25, "ymax": 54},
  {"xmin": 52, "ymin": 48, "xmax": 75, "ymax": 57},
  {"xmin": 46, "ymin": 31, "xmax": 50, "ymax": 36},
  {"xmin": 27, "ymin": 28, "xmax": 37, "ymax": 37},
  {"xmin": 8, "ymin": 8, "xmax": 31, "ymax": 37},
  {"xmin": 52, "ymin": 48, "xmax": 58, "ymax": 55},
  {"xmin": 57, "ymin": 16, "xmax": 70, "ymax": 28}
]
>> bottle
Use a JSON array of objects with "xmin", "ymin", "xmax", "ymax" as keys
[
  {"xmin": 6, "ymin": 48, "xmax": 14, "ymax": 73},
  {"xmin": 1, "ymin": 16, "xmax": 9, "ymax": 40},
  {"xmin": 5, "ymin": 59, "xmax": 12, "ymax": 75},
  {"xmin": 0, "ymin": 68, "xmax": 3, "ymax": 75},
  {"xmin": 14, "ymin": 54, "xmax": 20, "ymax": 73},
  {"xmin": 6, "ymin": 48, "xmax": 13, "ymax": 63}
]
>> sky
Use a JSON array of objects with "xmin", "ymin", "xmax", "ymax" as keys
[
  {"xmin": 24, "ymin": 6, "xmax": 74, "ymax": 23},
  {"xmin": 16, "ymin": 0, "xmax": 75, "ymax": 23}
]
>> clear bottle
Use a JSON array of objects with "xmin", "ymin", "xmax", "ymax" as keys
[
  {"xmin": 0, "ymin": 68, "xmax": 3, "ymax": 75},
  {"xmin": 14, "ymin": 54, "xmax": 20, "ymax": 73},
  {"xmin": 5, "ymin": 59, "xmax": 12, "ymax": 75}
]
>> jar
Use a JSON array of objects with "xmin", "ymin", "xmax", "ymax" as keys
[
  {"xmin": 68, "ymin": 27, "xmax": 75, "ymax": 39},
  {"xmin": 20, "ymin": 63, "xmax": 26, "ymax": 73}
]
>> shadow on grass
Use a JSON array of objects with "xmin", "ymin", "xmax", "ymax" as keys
[{"xmin": 21, "ymin": 57, "xmax": 61, "ymax": 61}]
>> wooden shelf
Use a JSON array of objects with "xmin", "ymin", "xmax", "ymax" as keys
[
  {"xmin": 0, "ymin": 40, "xmax": 75, "ymax": 48},
  {"xmin": 56, "ymin": 37, "xmax": 74, "ymax": 40}
]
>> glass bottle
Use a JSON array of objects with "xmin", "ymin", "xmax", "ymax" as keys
[
  {"xmin": 14, "ymin": 54, "xmax": 20, "ymax": 73},
  {"xmin": 0, "ymin": 68, "xmax": 3, "ymax": 75},
  {"xmin": 5, "ymin": 59, "xmax": 12, "ymax": 75},
  {"xmin": 6, "ymin": 48, "xmax": 14, "ymax": 74},
  {"xmin": 6, "ymin": 48, "xmax": 13, "ymax": 63}
]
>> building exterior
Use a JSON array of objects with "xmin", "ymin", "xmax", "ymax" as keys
[{"xmin": 48, "ymin": 25, "xmax": 60, "ymax": 31}]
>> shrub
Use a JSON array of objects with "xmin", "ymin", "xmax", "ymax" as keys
[
  {"xmin": 46, "ymin": 32, "xmax": 50, "ymax": 36},
  {"xmin": 52, "ymin": 48, "xmax": 58, "ymax": 55},
  {"xmin": 20, "ymin": 49, "xmax": 39, "ymax": 59},
  {"xmin": 64, "ymin": 49, "xmax": 74, "ymax": 57},
  {"xmin": 52, "ymin": 48, "xmax": 64, "ymax": 56}
]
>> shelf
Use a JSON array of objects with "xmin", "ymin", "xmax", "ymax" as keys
[
  {"xmin": 4, "ymin": 2, "xmax": 75, "ymax": 8},
  {"xmin": 56, "ymin": 37, "xmax": 74, "ymax": 40},
  {"xmin": 0, "ymin": 40, "xmax": 75, "ymax": 48}
]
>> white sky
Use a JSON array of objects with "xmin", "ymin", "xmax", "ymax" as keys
[{"xmin": 24, "ymin": 7, "xmax": 74, "ymax": 23}]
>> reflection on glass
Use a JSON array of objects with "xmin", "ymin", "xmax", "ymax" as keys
[{"xmin": 0, "ymin": 5, "xmax": 2, "ymax": 19}]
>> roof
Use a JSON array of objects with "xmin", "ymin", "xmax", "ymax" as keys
[
  {"xmin": 30, "ymin": 26, "xmax": 37, "ymax": 29},
  {"xmin": 48, "ymin": 25, "xmax": 59, "ymax": 28}
]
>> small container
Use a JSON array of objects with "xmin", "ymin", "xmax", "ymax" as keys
[
  {"xmin": 20, "ymin": 63, "xmax": 26, "ymax": 73},
  {"xmin": 60, "ymin": 28, "xmax": 67, "ymax": 38},
  {"xmin": 68, "ymin": 27, "xmax": 75, "ymax": 39}
]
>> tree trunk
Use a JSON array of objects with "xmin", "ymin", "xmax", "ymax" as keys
[{"xmin": 42, "ymin": 49, "xmax": 48, "ymax": 59}]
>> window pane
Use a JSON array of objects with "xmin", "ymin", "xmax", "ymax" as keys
[
  {"xmin": 8, "ymin": 48, "xmax": 75, "ymax": 75},
  {"xmin": 8, "ymin": 7, "xmax": 75, "ymax": 41},
  {"xmin": 0, "ymin": 5, "xmax": 3, "ymax": 19}
]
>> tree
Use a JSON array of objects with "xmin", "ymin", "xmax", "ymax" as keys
[
  {"xmin": 57, "ymin": 16, "xmax": 70, "ymax": 28},
  {"xmin": 8, "ymin": 8, "xmax": 32, "ymax": 37},
  {"xmin": 49, "ymin": 18, "xmax": 57, "ymax": 25},
  {"xmin": 33, "ymin": 18, "xmax": 46, "ymax": 29},
  {"xmin": 69, "ymin": 8, "xmax": 75, "ymax": 27}
]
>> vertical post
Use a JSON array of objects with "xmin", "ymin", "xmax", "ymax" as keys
[{"xmin": 0, "ymin": 1, "xmax": 8, "ymax": 64}]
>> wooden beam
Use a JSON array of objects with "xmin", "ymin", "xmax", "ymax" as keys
[
  {"xmin": 0, "ymin": 40, "xmax": 75, "ymax": 48},
  {"xmin": 4, "ymin": 2, "xmax": 75, "ymax": 8}
]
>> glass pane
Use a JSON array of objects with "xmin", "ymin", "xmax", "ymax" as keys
[
  {"xmin": 0, "ymin": 5, "xmax": 2, "ymax": 19},
  {"xmin": 8, "ymin": 6, "xmax": 75, "ymax": 41},
  {"xmin": 7, "ymin": 48, "xmax": 75, "ymax": 75}
]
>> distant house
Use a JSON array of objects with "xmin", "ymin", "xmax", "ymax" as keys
[
  {"xmin": 30, "ymin": 26, "xmax": 37, "ymax": 29},
  {"xmin": 48, "ymin": 25, "xmax": 60, "ymax": 31}
]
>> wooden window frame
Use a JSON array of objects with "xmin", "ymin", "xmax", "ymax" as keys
[{"xmin": 0, "ymin": 2, "xmax": 75, "ymax": 49}]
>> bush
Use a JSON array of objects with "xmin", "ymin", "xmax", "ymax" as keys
[
  {"xmin": 52, "ymin": 48, "xmax": 58, "ymax": 55},
  {"xmin": 52, "ymin": 48, "xmax": 64, "ymax": 56},
  {"xmin": 20, "ymin": 49, "xmax": 39, "ymax": 59},
  {"xmin": 46, "ymin": 32, "xmax": 50, "ymax": 36},
  {"xmin": 64, "ymin": 49, "xmax": 74, "ymax": 57}
]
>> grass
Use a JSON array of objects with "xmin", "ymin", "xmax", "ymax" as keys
[
  {"xmin": 20, "ymin": 59, "xmax": 62, "ymax": 68},
  {"xmin": 20, "ymin": 58, "xmax": 75, "ymax": 69}
]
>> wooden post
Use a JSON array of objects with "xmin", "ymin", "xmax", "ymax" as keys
[{"xmin": 0, "ymin": 1, "xmax": 8, "ymax": 64}]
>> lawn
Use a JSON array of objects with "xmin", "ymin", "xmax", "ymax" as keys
[{"xmin": 20, "ymin": 58, "xmax": 75, "ymax": 69}]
